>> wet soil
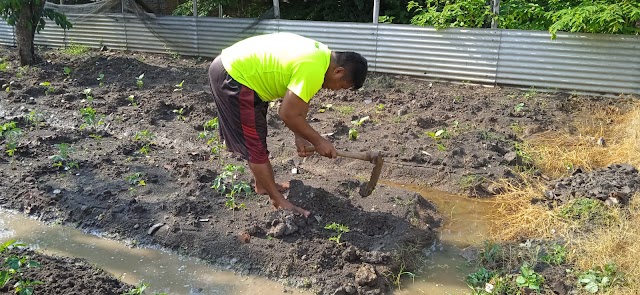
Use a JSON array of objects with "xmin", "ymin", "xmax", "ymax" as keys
[{"xmin": 0, "ymin": 46, "xmax": 638, "ymax": 294}]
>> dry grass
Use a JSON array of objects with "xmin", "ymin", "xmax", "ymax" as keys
[
  {"xmin": 524, "ymin": 103, "xmax": 640, "ymax": 178},
  {"xmin": 489, "ymin": 99, "xmax": 640, "ymax": 294}
]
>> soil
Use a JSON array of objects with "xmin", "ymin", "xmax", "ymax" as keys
[
  {"xmin": 0, "ymin": 46, "xmax": 638, "ymax": 295},
  {"xmin": 0, "ymin": 248, "xmax": 132, "ymax": 295}
]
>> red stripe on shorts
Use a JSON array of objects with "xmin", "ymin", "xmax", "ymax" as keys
[{"xmin": 238, "ymin": 86, "xmax": 269, "ymax": 164}]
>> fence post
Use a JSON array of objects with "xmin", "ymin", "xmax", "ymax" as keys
[
  {"xmin": 372, "ymin": 0, "xmax": 380, "ymax": 23},
  {"xmin": 193, "ymin": 0, "xmax": 197, "ymax": 16},
  {"xmin": 273, "ymin": 0, "xmax": 280, "ymax": 19},
  {"xmin": 491, "ymin": 0, "xmax": 500, "ymax": 28}
]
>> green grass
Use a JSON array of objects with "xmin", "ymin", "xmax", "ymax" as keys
[{"xmin": 61, "ymin": 43, "xmax": 90, "ymax": 55}]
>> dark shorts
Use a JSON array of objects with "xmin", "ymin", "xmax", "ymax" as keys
[{"xmin": 208, "ymin": 56, "xmax": 269, "ymax": 164}]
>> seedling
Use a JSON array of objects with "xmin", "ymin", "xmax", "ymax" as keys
[
  {"xmin": 173, "ymin": 107, "xmax": 186, "ymax": 120},
  {"xmin": 63, "ymin": 66, "xmax": 72, "ymax": 79},
  {"xmin": 426, "ymin": 128, "xmax": 450, "ymax": 151},
  {"xmin": 515, "ymin": 262, "xmax": 543, "ymax": 292},
  {"xmin": 122, "ymin": 282, "xmax": 148, "ymax": 295},
  {"xmin": 0, "ymin": 240, "xmax": 42, "ymax": 295},
  {"xmin": 25, "ymin": 110, "xmax": 45, "ymax": 130},
  {"xmin": 173, "ymin": 80, "xmax": 184, "ymax": 92},
  {"xmin": 348, "ymin": 128, "xmax": 359, "ymax": 140},
  {"xmin": 79, "ymin": 106, "xmax": 104, "ymax": 133},
  {"xmin": 541, "ymin": 243, "xmax": 567, "ymax": 266},
  {"xmin": 324, "ymin": 222, "xmax": 350, "ymax": 245},
  {"xmin": 375, "ymin": 103, "xmax": 385, "ymax": 113},
  {"xmin": 126, "ymin": 95, "xmax": 137, "ymax": 107},
  {"xmin": 0, "ymin": 58, "xmax": 7, "ymax": 72},
  {"xmin": 198, "ymin": 118, "xmax": 225, "ymax": 156},
  {"xmin": 50, "ymin": 143, "xmax": 79, "ymax": 170},
  {"xmin": 136, "ymin": 73, "xmax": 145, "ymax": 89},
  {"xmin": 578, "ymin": 263, "xmax": 621, "ymax": 293},
  {"xmin": 126, "ymin": 172, "xmax": 147, "ymax": 195},
  {"xmin": 513, "ymin": 142, "xmax": 533, "ymax": 165},
  {"xmin": 83, "ymin": 88, "xmax": 94, "ymax": 103},
  {"xmin": 97, "ymin": 73, "xmax": 105, "ymax": 87},
  {"xmin": 211, "ymin": 164, "xmax": 250, "ymax": 211},
  {"xmin": 465, "ymin": 267, "xmax": 496, "ymax": 291},
  {"xmin": 318, "ymin": 103, "xmax": 333, "ymax": 113},
  {"xmin": 38, "ymin": 81, "xmax": 55, "ymax": 95},
  {"xmin": 1, "ymin": 121, "xmax": 22, "ymax": 158},
  {"xmin": 391, "ymin": 263, "xmax": 415, "ymax": 291},
  {"xmin": 336, "ymin": 105, "xmax": 355, "ymax": 115},
  {"xmin": 514, "ymin": 102, "xmax": 525, "ymax": 113},
  {"xmin": 133, "ymin": 130, "xmax": 155, "ymax": 155},
  {"xmin": 351, "ymin": 116, "xmax": 369, "ymax": 127}
]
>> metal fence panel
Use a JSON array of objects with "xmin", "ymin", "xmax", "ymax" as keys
[
  {"xmin": 375, "ymin": 24, "xmax": 501, "ymax": 84},
  {"xmin": 496, "ymin": 30, "xmax": 640, "ymax": 95},
  {"xmin": 2, "ymin": 14, "xmax": 639, "ymax": 95},
  {"xmin": 0, "ymin": 22, "xmax": 13, "ymax": 47}
]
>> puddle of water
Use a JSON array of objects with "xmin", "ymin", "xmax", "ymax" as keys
[
  {"xmin": 381, "ymin": 181, "xmax": 495, "ymax": 295},
  {"xmin": 0, "ymin": 209, "xmax": 309, "ymax": 295}
]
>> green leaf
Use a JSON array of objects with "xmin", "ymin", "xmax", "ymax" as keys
[{"xmin": 584, "ymin": 281, "xmax": 599, "ymax": 293}]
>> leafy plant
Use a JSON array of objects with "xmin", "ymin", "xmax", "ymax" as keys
[
  {"xmin": 466, "ymin": 267, "xmax": 496, "ymax": 292},
  {"xmin": 122, "ymin": 282, "xmax": 148, "ymax": 295},
  {"xmin": 348, "ymin": 128, "xmax": 359, "ymax": 140},
  {"xmin": 408, "ymin": 0, "xmax": 492, "ymax": 29},
  {"xmin": 391, "ymin": 263, "xmax": 415, "ymax": 291},
  {"xmin": 133, "ymin": 130, "xmax": 155, "ymax": 155},
  {"xmin": 375, "ymin": 103, "xmax": 385, "ymax": 113},
  {"xmin": 79, "ymin": 106, "xmax": 104, "ymax": 132},
  {"xmin": 83, "ymin": 88, "xmax": 94, "ymax": 103},
  {"xmin": 516, "ymin": 262, "xmax": 543, "ymax": 291},
  {"xmin": 97, "ymin": 73, "xmax": 105, "ymax": 87},
  {"xmin": 25, "ymin": 110, "xmax": 45, "ymax": 130},
  {"xmin": 1, "ymin": 121, "xmax": 22, "ymax": 157},
  {"xmin": 318, "ymin": 103, "xmax": 333, "ymax": 113},
  {"xmin": 50, "ymin": 143, "xmax": 79, "ymax": 170},
  {"xmin": 126, "ymin": 172, "xmax": 147, "ymax": 195},
  {"xmin": 62, "ymin": 43, "xmax": 89, "ymax": 55},
  {"xmin": 336, "ymin": 105, "xmax": 355, "ymax": 115},
  {"xmin": 198, "ymin": 118, "xmax": 225, "ymax": 155},
  {"xmin": 514, "ymin": 102, "xmax": 525, "ymax": 113},
  {"xmin": 557, "ymin": 198, "xmax": 615, "ymax": 226},
  {"xmin": 173, "ymin": 80, "xmax": 184, "ymax": 92},
  {"xmin": 324, "ymin": 222, "xmax": 350, "ymax": 245},
  {"xmin": 578, "ymin": 263, "xmax": 622, "ymax": 294},
  {"xmin": 173, "ymin": 108, "xmax": 186, "ymax": 120},
  {"xmin": 0, "ymin": 240, "xmax": 42, "ymax": 295},
  {"xmin": 351, "ymin": 115, "xmax": 369, "ymax": 127},
  {"xmin": 0, "ymin": 58, "xmax": 7, "ymax": 72},
  {"xmin": 513, "ymin": 142, "xmax": 533, "ymax": 165},
  {"xmin": 136, "ymin": 73, "xmax": 145, "ymax": 89},
  {"xmin": 38, "ymin": 81, "xmax": 55, "ymax": 95},
  {"xmin": 126, "ymin": 95, "xmax": 137, "ymax": 107},
  {"xmin": 63, "ymin": 66, "xmax": 72, "ymax": 79},
  {"xmin": 541, "ymin": 243, "xmax": 567, "ymax": 266},
  {"xmin": 212, "ymin": 164, "xmax": 250, "ymax": 210}
]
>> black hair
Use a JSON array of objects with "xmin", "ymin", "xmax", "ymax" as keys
[{"xmin": 334, "ymin": 51, "xmax": 368, "ymax": 90}]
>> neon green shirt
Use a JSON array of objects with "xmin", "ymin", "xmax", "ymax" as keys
[{"xmin": 220, "ymin": 32, "xmax": 331, "ymax": 103}]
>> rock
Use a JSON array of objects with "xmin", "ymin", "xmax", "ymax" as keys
[
  {"xmin": 53, "ymin": 189, "xmax": 61, "ymax": 194},
  {"xmin": 355, "ymin": 264, "xmax": 378, "ymax": 286},
  {"xmin": 267, "ymin": 223, "xmax": 287, "ymax": 238},
  {"xmin": 147, "ymin": 223, "xmax": 165, "ymax": 235},
  {"xmin": 503, "ymin": 152, "xmax": 518, "ymax": 164},
  {"xmin": 596, "ymin": 137, "xmax": 606, "ymax": 146}
]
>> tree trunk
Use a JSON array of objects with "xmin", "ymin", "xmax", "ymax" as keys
[{"xmin": 15, "ymin": 1, "xmax": 45, "ymax": 66}]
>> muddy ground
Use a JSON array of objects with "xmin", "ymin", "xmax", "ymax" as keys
[{"xmin": 0, "ymin": 46, "xmax": 638, "ymax": 294}]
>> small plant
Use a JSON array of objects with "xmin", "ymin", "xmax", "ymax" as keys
[
  {"xmin": 126, "ymin": 172, "xmax": 147, "ymax": 195},
  {"xmin": 426, "ymin": 128, "xmax": 450, "ymax": 151},
  {"xmin": 514, "ymin": 102, "xmax": 526, "ymax": 113},
  {"xmin": 510, "ymin": 122, "xmax": 524, "ymax": 134},
  {"xmin": 97, "ymin": 73, "xmax": 105, "ymax": 87},
  {"xmin": 375, "ymin": 103, "xmax": 385, "ymax": 113},
  {"xmin": 516, "ymin": 262, "xmax": 543, "ymax": 292},
  {"xmin": 557, "ymin": 198, "xmax": 615, "ymax": 226},
  {"xmin": 122, "ymin": 282, "xmax": 148, "ymax": 295},
  {"xmin": 391, "ymin": 263, "xmax": 415, "ymax": 291},
  {"xmin": 25, "ymin": 110, "xmax": 45, "ymax": 130},
  {"xmin": 212, "ymin": 164, "xmax": 250, "ymax": 210},
  {"xmin": 578, "ymin": 263, "xmax": 622, "ymax": 293},
  {"xmin": 459, "ymin": 174, "xmax": 484, "ymax": 190},
  {"xmin": 173, "ymin": 80, "xmax": 184, "ymax": 92},
  {"xmin": 466, "ymin": 267, "xmax": 496, "ymax": 293},
  {"xmin": 0, "ymin": 240, "xmax": 43, "ymax": 295},
  {"xmin": 63, "ymin": 66, "xmax": 72, "ymax": 79},
  {"xmin": 513, "ymin": 142, "xmax": 533, "ymax": 165},
  {"xmin": 62, "ymin": 43, "xmax": 89, "ymax": 55},
  {"xmin": 324, "ymin": 222, "xmax": 350, "ymax": 245},
  {"xmin": 478, "ymin": 241, "xmax": 502, "ymax": 268},
  {"xmin": 524, "ymin": 87, "xmax": 537, "ymax": 99},
  {"xmin": 318, "ymin": 103, "xmax": 333, "ymax": 113},
  {"xmin": 79, "ymin": 106, "xmax": 104, "ymax": 133},
  {"xmin": 348, "ymin": 128, "xmax": 359, "ymax": 140},
  {"xmin": 541, "ymin": 243, "xmax": 567, "ymax": 266},
  {"xmin": 39, "ymin": 81, "xmax": 55, "ymax": 95},
  {"xmin": 336, "ymin": 105, "xmax": 355, "ymax": 115},
  {"xmin": 197, "ymin": 118, "xmax": 225, "ymax": 155},
  {"xmin": 136, "ymin": 73, "xmax": 145, "ymax": 89},
  {"xmin": 0, "ymin": 58, "xmax": 7, "ymax": 72},
  {"xmin": 83, "ymin": 88, "xmax": 94, "ymax": 103},
  {"xmin": 172, "ymin": 107, "xmax": 186, "ymax": 120},
  {"xmin": 351, "ymin": 116, "xmax": 369, "ymax": 127},
  {"xmin": 126, "ymin": 95, "xmax": 137, "ymax": 107},
  {"xmin": 50, "ymin": 143, "xmax": 79, "ymax": 170},
  {"xmin": 133, "ymin": 130, "xmax": 155, "ymax": 155},
  {"xmin": 1, "ymin": 121, "xmax": 22, "ymax": 158}
]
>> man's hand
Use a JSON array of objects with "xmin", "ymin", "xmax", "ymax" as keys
[
  {"xmin": 313, "ymin": 137, "xmax": 337, "ymax": 159},
  {"xmin": 295, "ymin": 135, "xmax": 315, "ymax": 157}
]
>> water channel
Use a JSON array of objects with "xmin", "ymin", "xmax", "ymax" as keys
[{"xmin": 0, "ymin": 183, "xmax": 494, "ymax": 295}]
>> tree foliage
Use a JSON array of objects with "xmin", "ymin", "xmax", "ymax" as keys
[
  {"xmin": 407, "ymin": 0, "xmax": 491, "ymax": 29},
  {"xmin": 172, "ymin": 0, "xmax": 269, "ymax": 18},
  {"xmin": 0, "ymin": 0, "xmax": 71, "ymax": 33}
]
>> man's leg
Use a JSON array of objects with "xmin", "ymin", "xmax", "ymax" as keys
[{"xmin": 249, "ymin": 160, "xmax": 310, "ymax": 217}]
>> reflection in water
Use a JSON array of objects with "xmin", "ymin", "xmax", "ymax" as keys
[
  {"xmin": 0, "ymin": 209, "xmax": 308, "ymax": 295},
  {"xmin": 381, "ymin": 181, "xmax": 495, "ymax": 295}
]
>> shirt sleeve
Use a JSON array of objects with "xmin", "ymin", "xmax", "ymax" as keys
[{"xmin": 287, "ymin": 61, "xmax": 325, "ymax": 103}]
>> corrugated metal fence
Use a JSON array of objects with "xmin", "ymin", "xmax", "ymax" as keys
[{"xmin": 0, "ymin": 14, "xmax": 638, "ymax": 95}]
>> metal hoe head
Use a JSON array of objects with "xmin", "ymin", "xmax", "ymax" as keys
[{"xmin": 359, "ymin": 151, "xmax": 384, "ymax": 197}]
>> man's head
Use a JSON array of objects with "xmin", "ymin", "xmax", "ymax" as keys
[{"xmin": 323, "ymin": 51, "xmax": 368, "ymax": 91}]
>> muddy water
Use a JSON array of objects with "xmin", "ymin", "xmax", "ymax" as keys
[
  {"xmin": 0, "ymin": 209, "xmax": 308, "ymax": 295},
  {"xmin": 382, "ymin": 181, "xmax": 495, "ymax": 295},
  {"xmin": 0, "ymin": 183, "xmax": 492, "ymax": 295}
]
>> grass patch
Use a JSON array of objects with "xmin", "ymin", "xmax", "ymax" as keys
[
  {"xmin": 335, "ymin": 105, "xmax": 355, "ymax": 115},
  {"xmin": 61, "ymin": 43, "xmax": 90, "ymax": 55},
  {"xmin": 485, "ymin": 100, "xmax": 640, "ymax": 295}
]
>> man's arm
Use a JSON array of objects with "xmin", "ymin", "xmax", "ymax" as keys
[{"xmin": 279, "ymin": 90, "xmax": 337, "ymax": 158}]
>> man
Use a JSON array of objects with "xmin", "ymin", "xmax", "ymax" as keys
[{"xmin": 208, "ymin": 32, "xmax": 368, "ymax": 217}]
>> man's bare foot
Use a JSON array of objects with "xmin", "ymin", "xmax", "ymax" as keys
[
  {"xmin": 254, "ymin": 181, "xmax": 289, "ymax": 195},
  {"xmin": 272, "ymin": 199, "xmax": 311, "ymax": 217}
]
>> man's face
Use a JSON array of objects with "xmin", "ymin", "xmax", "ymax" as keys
[{"xmin": 323, "ymin": 67, "xmax": 353, "ymax": 90}]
